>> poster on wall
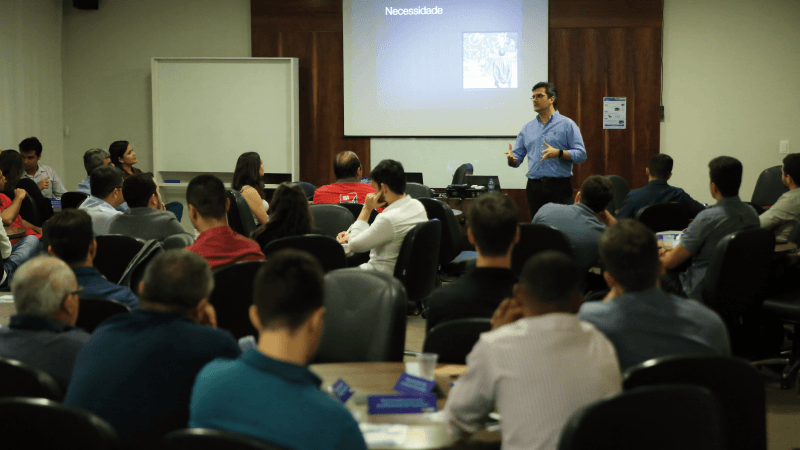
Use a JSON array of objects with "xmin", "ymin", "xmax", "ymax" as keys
[{"xmin": 603, "ymin": 97, "xmax": 626, "ymax": 129}]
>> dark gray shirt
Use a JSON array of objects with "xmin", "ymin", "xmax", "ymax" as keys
[
  {"xmin": 107, "ymin": 207, "xmax": 190, "ymax": 241},
  {"xmin": 0, "ymin": 315, "xmax": 90, "ymax": 388}
]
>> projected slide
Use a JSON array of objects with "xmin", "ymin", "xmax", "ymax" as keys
[{"xmin": 344, "ymin": 0, "xmax": 548, "ymax": 136}]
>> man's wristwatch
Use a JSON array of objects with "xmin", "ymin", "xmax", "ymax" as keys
[{"xmin": 558, "ymin": 149, "xmax": 563, "ymax": 159}]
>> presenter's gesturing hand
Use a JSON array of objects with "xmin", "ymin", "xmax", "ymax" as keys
[
  {"xmin": 504, "ymin": 143, "xmax": 519, "ymax": 166},
  {"xmin": 540, "ymin": 141, "xmax": 560, "ymax": 161}
]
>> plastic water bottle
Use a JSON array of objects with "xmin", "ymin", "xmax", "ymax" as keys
[{"xmin": 488, "ymin": 178, "xmax": 495, "ymax": 192}]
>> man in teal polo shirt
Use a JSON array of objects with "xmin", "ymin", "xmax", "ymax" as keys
[{"xmin": 190, "ymin": 250, "xmax": 367, "ymax": 450}]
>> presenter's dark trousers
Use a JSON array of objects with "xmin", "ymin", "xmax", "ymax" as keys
[{"xmin": 526, "ymin": 177, "xmax": 574, "ymax": 219}]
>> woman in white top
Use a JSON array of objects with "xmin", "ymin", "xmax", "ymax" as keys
[{"xmin": 231, "ymin": 152, "xmax": 269, "ymax": 225}]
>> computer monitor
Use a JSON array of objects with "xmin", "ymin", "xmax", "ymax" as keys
[{"xmin": 405, "ymin": 172, "xmax": 424, "ymax": 184}]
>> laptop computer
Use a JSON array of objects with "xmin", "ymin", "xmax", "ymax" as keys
[{"xmin": 405, "ymin": 172, "xmax": 424, "ymax": 184}]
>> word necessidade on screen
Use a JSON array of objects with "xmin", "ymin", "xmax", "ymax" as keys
[{"xmin": 385, "ymin": 6, "xmax": 443, "ymax": 15}]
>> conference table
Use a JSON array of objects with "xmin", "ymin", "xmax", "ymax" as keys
[
  {"xmin": 4, "ymin": 227, "xmax": 26, "ymax": 240},
  {"xmin": 309, "ymin": 362, "xmax": 501, "ymax": 449}
]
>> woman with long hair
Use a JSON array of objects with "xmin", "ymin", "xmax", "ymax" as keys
[
  {"xmin": 252, "ymin": 182, "xmax": 313, "ymax": 249},
  {"xmin": 231, "ymin": 152, "xmax": 269, "ymax": 225},
  {"xmin": 109, "ymin": 141, "xmax": 141, "ymax": 178}
]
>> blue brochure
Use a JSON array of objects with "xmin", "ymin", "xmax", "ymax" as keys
[
  {"xmin": 367, "ymin": 394, "xmax": 438, "ymax": 414},
  {"xmin": 393, "ymin": 373, "xmax": 436, "ymax": 396},
  {"xmin": 331, "ymin": 378, "xmax": 354, "ymax": 404}
]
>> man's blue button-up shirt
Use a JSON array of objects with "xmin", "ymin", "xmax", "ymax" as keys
[{"xmin": 512, "ymin": 110, "xmax": 587, "ymax": 179}]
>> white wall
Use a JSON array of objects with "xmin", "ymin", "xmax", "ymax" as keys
[
  {"xmin": 61, "ymin": 0, "xmax": 251, "ymax": 230},
  {"xmin": 0, "ymin": 0, "xmax": 64, "ymax": 174},
  {"xmin": 660, "ymin": 0, "xmax": 800, "ymax": 203}
]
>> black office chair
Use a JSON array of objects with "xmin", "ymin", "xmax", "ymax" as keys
[
  {"xmin": 226, "ymin": 189, "xmax": 258, "ymax": 237},
  {"xmin": 753, "ymin": 290, "xmax": 800, "ymax": 389},
  {"xmin": 744, "ymin": 201, "xmax": 766, "ymax": 215},
  {"xmin": 751, "ymin": 165, "xmax": 787, "ymax": 208},
  {"xmin": 314, "ymin": 269, "xmax": 407, "ymax": 363},
  {"xmin": 623, "ymin": 355, "xmax": 766, "ymax": 450},
  {"xmin": 338, "ymin": 202, "xmax": 378, "ymax": 224},
  {"xmin": 262, "ymin": 235, "xmax": 347, "ymax": 273},
  {"xmin": 94, "ymin": 235, "xmax": 145, "ymax": 284},
  {"xmin": 511, "ymin": 224, "xmax": 573, "ymax": 276},
  {"xmin": 159, "ymin": 428, "xmax": 289, "ymax": 450},
  {"xmin": 634, "ymin": 202, "xmax": 692, "ymax": 232},
  {"xmin": 405, "ymin": 182, "xmax": 434, "ymax": 199},
  {"xmin": 308, "ymin": 204, "xmax": 355, "ymax": 238},
  {"xmin": 604, "ymin": 175, "xmax": 630, "ymax": 214},
  {"xmin": 0, "ymin": 358, "xmax": 63, "ymax": 401},
  {"xmin": 422, "ymin": 318, "xmax": 491, "ymax": 364},
  {"xmin": 700, "ymin": 228, "xmax": 774, "ymax": 357},
  {"xmin": 393, "ymin": 220, "xmax": 441, "ymax": 313},
  {"xmin": 292, "ymin": 181, "xmax": 317, "ymax": 201},
  {"xmin": 75, "ymin": 297, "xmax": 131, "ymax": 334},
  {"xmin": 210, "ymin": 260, "xmax": 263, "ymax": 340},
  {"xmin": 418, "ymin": 198, "xmax": 464, "ymax": 268},
  {"xmin": 0, "ymin": 397, "xmax": 121, "ymax": 450},
  {"xmin": 17, "ymin": 195, "xmax": 42, "ymax": 227},
  {"xmin": 61, "ymin": 191, "xmax": 90, "ymax": 209},
  {"xmin": 162, "ymin": 233, "xmax": 195, "ymax": 249},
  {"xmin": 451, "ymin": 163, "xmax": 474, "ymax": 185},
  {"xmin": 557, "ymin": 385, "xmax": 723, "ymax": 450}
]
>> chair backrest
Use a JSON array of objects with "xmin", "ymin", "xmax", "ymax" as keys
[
  {"xmin": 315, "ymin": 269, "xmax": 407, "ymax": 363},
  {"xmin": 292, "ymin": 181, "xmax": 317, "ymax": 201},
  {"xmin": 159, "ymin": 428, "xmax": 288, "ymax": 450},
  {"xmin": 338, "ymin": 202, "xmax": 378, "ymax": 224},
  {"xmin": 118, "ymin": 239, "xmax": 165, "ymax": 291},
  {"xmin": 623, "ymin": 355, "xmax": 765, "ymax": 450},
  {"xmin": 76, "ymin": 297, "xmax": 131, "ymax": 334},
  {"xmin": 604, "ymin": 175, "xmax": 630, "ymax": 214},
  {"xmin": 225, "ymin": 189, "xmax": 258, "ymax": 237},
  {"xmin": 61, "ymin": 191, "xmax": 90, "ymax": 209},
  {"xmin": 511, "ymin": 224, "xmax": 573, "ymax": 276},
  {"xmin": 393, "ymin": 220, "xmax": 441, "ymax": 306},
  {"xmin": 94, "ymin": 235, "xmax": 146, "ymax": 284},
  {"xmin": 557, "ymin": 385, "xmax": 723, "ymax": 450},
  {"xmin": 452, "ymin": 163, "xmax": 474, "ymax": 185},
  {"xmin": 418, "ymin": 198, "xmax": 462, "ymax": 264},
  {"xmin": 744, "ymin": 201, "xmax": 766, "ymax": 215},
  {"xmin": 162, "ymin": 233, "xmax": 195, "ymax": 249},
  {"xmin": 0, "ymin": 397, "xmax": 121, "ymax": 450},
  {"xmin": 0, "ymin": 358, "xmax": 63, "ymax": 401},
  {"xmin": 209, "ymin": 260, "xmax": 264, "ymax": 340},
  {"xmin": 262, "ymin": 235, "xmax": 347, "ymax": 273},
  {"xmin": 17, "ymin": 195, "xmax": 42, "ymax": 227},
  {"xmin": 634, "ymin": 202, "xmax": 692, "ymax": 232},
  {"xmin": 308, "ymin": 204, "xmax": 355, "ymax": 239},
  {"xmin": 422, "ymin": 318, "xmax": 491, "ymax": 364},
  {"xmin": 751, "ymin": 165, "xmax": 788, "ymax": 207},
  {"xmin": 405, "ymin": 182, "xmax": 434, "ymax": 199}
]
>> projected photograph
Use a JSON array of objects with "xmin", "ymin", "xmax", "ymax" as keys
[{"xmin": 463, "ymin": 32, "xmax": 518, "ymax": 89}]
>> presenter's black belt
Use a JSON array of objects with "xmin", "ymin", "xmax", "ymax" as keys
[{"xmin": 531, "ymin": 176, "xmax": 570, "ymax": 183}]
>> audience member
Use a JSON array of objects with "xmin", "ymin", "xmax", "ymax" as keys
[
  {"xmin": 0, "ymin": 257, "xmax": 90, "ymax": 388},
  {"xmin": 109, "ymin": 140, "xmax": 142, "ymax": 178},
  {"xmin": 0, "ymin": 166, "xmax": 42, "ymax": 239},
  {"xmin": 77, "ymin": 148, "xmax": 111, "ymax": 194},
  {"xmin": 660, "ymin": 156, "xmax": 759, "ymax": 299},
  {"xmin": 0, "ymin": 216, "xmax": 38, "ymax": 288},
  {"xmin": 108, "ymin": 172, "xmax": 190, "ymax": 241},
  {"xmin": 615, "ymin": 154, "xmax": 705, "ymax": 219},
  {"xmin": 760, "ymin": 153, "xmax": 800, "ymax": 241},
  {"xmin": 186, "ymin": 174, "xmax": 264, "ymax": 270},
  {"xmin": 78, "ymin": 165, "xmax": 125, "ymax": 235},
  {"xmin": 424, "ymin": 193, "xmax": 519, "ymax": 332},
  {"xmin": 190, "ymin": 250, "xmax": 367, "ymax": 450},
  {"xmin": 578, "ymin": 219, "xmax": 730, "ymax": 371},
  {"xmin": 19, "ymin": 137, "xmax": 66, "ymax": 199},
  {"xmin": 47, "ymin": 209, "xmax": 138, "ymax": 309},
  {"xmin": 252, "ymin": 182, "xmax": 313, "ymax": 249},
  {"xmin": 64, "ymin": 250, "xmax": 240, "ymax": 448},
  {"xmin": 312, "ymin": 151, "xmax": 375, "ymax": 205},
  {"xmin": 532, "ymin": 175, "xmax": 616, "ymax": 271},
  {"xmin": 444, "ymin": 251, "xmax": 621, "ymax": 450},
  {"xmin": 0, "ymin": 150, "xmax": 53, "ymax": 225},
  {"xmin": 231, "ymin": 152, "xmax": 269, "ymax": 225},
  {"xmin": 336, "ymin": 159, "xmax": 427, "ymax": 274}
]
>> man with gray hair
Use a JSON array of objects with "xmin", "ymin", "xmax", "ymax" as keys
[
  {"xmin": 0, "ymin": 257, "xmax": 90, "ymax": 388},
  {"xmin": 64, "ymin": 250, "xmax": 240, "ymax": 448},
  {"xmin": 77, "ymin": 148, "xmax": 110, "ymax": 194}
]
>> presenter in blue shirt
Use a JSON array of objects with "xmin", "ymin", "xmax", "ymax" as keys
[{"xmin": 505, "ymin": 82, "xmax": 587, "ymax": 217}]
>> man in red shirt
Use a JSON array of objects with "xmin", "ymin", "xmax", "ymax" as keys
[
  {"xmin": 312, "ymin": 151, "xmax": 376, "ymax": 206},
  {"xmin": 185, "ymin": 175, "xmax": 264, "ymax": 270}
]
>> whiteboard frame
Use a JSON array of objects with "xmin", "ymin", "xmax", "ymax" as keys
[{"xmin": 151, "ymin": 57, "xmax": 300, "ymax": 187}]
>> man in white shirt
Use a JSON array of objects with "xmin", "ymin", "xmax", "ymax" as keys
[
  {"xmin": 445, "ymin": 251, "xmax": 621, "ymax": 450},
  {"xmin": 760, "ymin": 154, "xmax": 800, "ymax": 242},
  {"xmin": 336, "ymin": 159, "xmax": 427, "ymax": 274},
  {"xmin": 19, "ymin": 137, "xmax": 67, "ymax": 199},
  {"xmin": 79, "ymin": 165, "xmax": 125, "ymax": 236}
]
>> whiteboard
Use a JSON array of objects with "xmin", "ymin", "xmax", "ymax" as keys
[{"xmin": 151, "ymin": 58, "xmax": 299, "ymax": 183}]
